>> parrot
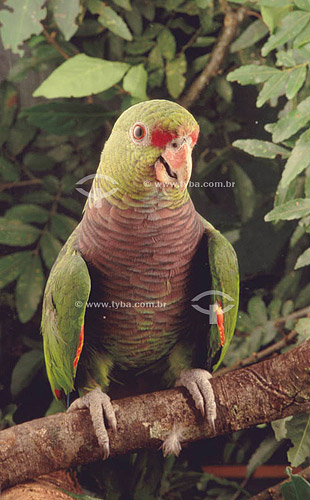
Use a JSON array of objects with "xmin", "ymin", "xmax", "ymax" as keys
[{"xmin": 41, "ymin": 99, "xmax": 239, "ymax": 465}]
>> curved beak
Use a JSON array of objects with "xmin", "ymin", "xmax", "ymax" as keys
[{"xmin": 155, "ymin": 136, "xmax": 193, "ymax": 192}]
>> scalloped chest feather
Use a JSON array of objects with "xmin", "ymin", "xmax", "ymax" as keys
[{"xmin": 78, "ymin": 198, "xmax": 204, "ymax": 369}]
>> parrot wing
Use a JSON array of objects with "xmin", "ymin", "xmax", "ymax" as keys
[
  {"xmin": 192, "ymin": 216, "xmax": 239, "ymax": 371},
  {"xmin": 41, "ymin": 226, "xmax": 91, "ymax": 399}
]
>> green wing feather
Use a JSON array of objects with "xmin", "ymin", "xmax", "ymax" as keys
[
  {"xmin": 41, "ymin": 227, "xmax": 91, "ymax": 397},
  {"xmin": 200, "ymin": 216, "xmax": 239, "ymax": 371}
]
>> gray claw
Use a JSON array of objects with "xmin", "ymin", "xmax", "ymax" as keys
[
  {"xmin": 176, "ymin": 368, "xmax": 216, "ymax": 431},
  {"xmin": 67, "ymin": 387, "xmax": 117, "ymax": 459}
]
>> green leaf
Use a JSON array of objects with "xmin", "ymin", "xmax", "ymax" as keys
[
  {"xmin": 262, "ymin": 11, "xmax": 310, "ymax": 56},
  {"xmin": 0, "ymin": 155, "xmax": 20, "ymax": 182},
  {"xmin": 47, "ymin": 144, "xmax": 74, "ymax": 163},
  {"xmin": 276, "ymin": 50, "xmax": 296, "ymax": 67},
  {"xmin": 16, "ymin": 254, "xmax": 45, "ymax": 323},
  {"xmin": 114, "ymin": 0, "xmax": 132, "ymax": 10},
  {"xmin": 285, "ymin": 66, "xmax": 307, "ymax": 99},
  {"xmin": 50, "ymin": 214, "xmax": 77, "ymax": 241},
  {"xmin": 267, "ymin": 298, "xmax": 282, "ymax": 320},
  {"xmin": 22, "ymin": 102, "xmax": 115, "ymax": 136},
  {"xmin": 0, "ymin": 82, "xmax": 18, "ymax": 148},
  {"xmin": 280, "ymin": 130, "xmax": 310, "ymax": 188},
  {"xmin": 261, "ymin": 5, "xmax": 291, "ymax": 33},
  {"xmin": 135, "ymin": 0, "xmax": 155, "ymax": 21},
  {"xmin": 294, "ymin": 0, "xmax": 310, "ymax": 10},
  {"xmin": 231, "ymin": 164, "xmax": 255, "ymax": 223},
  {"xmin": 123, "ymin": 64, "xmax": 148, "ymax": 99},
  {"xmin": 247, "ymin": 296, "xmax": 268, "ymax": 326},
  {"xmin": 5, "ymin": 204, "xmax": 49, "ymax": 224},
  {"xmin": 23, "ymin": 152, "xmax": 55, "ymax": 172},
  {"xmin": 125, "ymin": 6, "xmax": 143, "ymax": 36},
  {"xmin": 166, "ymin": 55, "xmax": 187, "ymax": 99},
  {"xmin": 193, "ymin": 54, "xmax": 210, "ymax": 73},
  {"xmin": 265, "ymin": 198, "xmax": 310, "ymax": 222},
  {"xmin": 40, "ymin": 232, "xmax": 62, "ymax": 269},
  {"xmin": 148, "ymin": 45, "xmax": 164, "ymax": 70},
  {"xmin": 52, "ymin": 0, "xmax": 81, "ymax": 41},
  {"xmin": 294, "ymin": 21, "xmax": 310, "ymax": 47},
  {"xmin": 295, "ymin": 247, "xmax": 310, "ymax": 268},
  {"xmin": 0, "ymin": 251, "xmax": 32, "ymax": 289},
  {"xmin": 22, "ymin": 191, "xmax": 54, "ymax": 205},
  {"xmin": 231, "ymin": 20, "xmax": 269, "ymax": 53},
  {"xmin": 59, "ymin": 198, "xmax": 82, "ymax": 215},
  {"xmin": 290, "ymin": 224, "xmax": 305, "ymax": 247},
  {"xmin": 227, "ymin": 65, "xmax": 281, "ymax": 85},
  {"xmin": 143, "ymin": 23, "xmax": 164, "ymax": 39},
  {"xmin": 233, "ymin": 139, "xmax": 290, "ymax": 158},
  {"xmin": 215, "ymin": 77, "xmax": 232, "ymax": 103},
  {"xmin": 282, "ymin": 468, "xmax": 310, "ymax": 500},
  {"xmin": 296, "ymin": 283, "xmax": 310, "ymax": 308},
  {"xmin": 33, "ymin": 54, "xmax": 130, "ymax": 98},
  {"xmin": 170, "ymin": 18, "xmax": 195, "ymax": 34},
  {"xmin": 7, "ymin": 118, "xmax": 37, "ymax": 155},
  {"xmin": 295, "ymin": 317, "xmax": 310, "ymax": 339},
  {"xmin": 10, "ymin": 349, "xmax": 44, "ymax": 397},
  {"xmin": 0, "ymin": 0, "xmax": 46, "ymax": 56},
  {"xmin": 272, "ymin": 417, "xmax": 290, "ymax": 441},
  {"xmin": 265, "ymin": 96, "xmax": 310, "ymax": 142},
  {"xmin": 75, "ymin": 19, "xmax": 103, "ymax": 37},
  {"xmin": 148, "ymin": 68, "xmax": 164, "ymax": 89},
  {"xmin": 246, "ymin": 436, "xmax": 279, "ymax": 478},
  {"xmin": 286, "ymin": 414, "xmax": 310, "ymax": 466},
  {"xmin": 126, "ymin": 39, "xmax": 154, "ymax": 55},
  {"xmin": 43, "ymin": 175, "xmax": 59, "ymax": 194},
  {"xmin": 8, "ymin": 44, "xmax": 63, "ymax": 84},
  {"xmin": 0, "ymin": 218, "xmax": 40, "ymax": 247},
  {"xmin": 157, "ymin": 29, "xmax": 176, "ymax": 60},
  {"xmin": 257, "ymin": 72, "xmax": 290, "ymax": 108},
  {"xmin": 192, "ymin": 36, "xmax": 216, "ymax": 48},
  {"xmin": 260, "ymin": 0, "xmax": 293, "ymax": 6},
  {"xmin": 87, "ymin": 0, "xmax": 132, "ymax": 41}
]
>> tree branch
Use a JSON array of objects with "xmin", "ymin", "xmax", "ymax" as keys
[
  {"xmin": 1, "ymin": 340, "xmax": 310, "ymax": 491},
  {"xmin": 41, "ymin": 26, "xmax": 70, "ymax": 60},
  {"xmin": 216, "ymin": 306, "xmax": 310, "ymax": 376},
  {"xmin": 0, "ymin": 179, "xmax": 42, "ymax": 191},
  {"xmin": 179, "ymin": 6, "xmax": 248, "ymax": 109}
]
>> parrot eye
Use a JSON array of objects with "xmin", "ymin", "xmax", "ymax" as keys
[{"xmin": 131, "ymin": 122, "xmax": 148, "ymax": 144}]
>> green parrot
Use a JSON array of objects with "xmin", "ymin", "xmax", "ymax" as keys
[{"xmin": 41, "ymin": 99, "xmax": 239, "ymax": 460}]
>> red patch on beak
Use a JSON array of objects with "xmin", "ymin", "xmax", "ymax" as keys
[
  {"xmin": 151, "ymin": 129, "xmax": 176, "ymax": 148},
  {"xmin": 73, "ymin": 324, "xmax": 84, "ymax": 369}
]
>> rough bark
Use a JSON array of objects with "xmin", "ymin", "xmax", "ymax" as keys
[
  {"xmin": 1, "ymin": 340, "xmax": 310, "ymax": 491},
  {"xmin": 1, "ymin": 470, "xmax": 83, "ymax": 500}
]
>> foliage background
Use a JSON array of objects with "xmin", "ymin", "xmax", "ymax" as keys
[{"xmin": 0, "ymin": 0, "xmax": 310, "ymax": 498}]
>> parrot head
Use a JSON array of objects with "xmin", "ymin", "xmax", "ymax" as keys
[{"xmin": 91, "ymin": 100, "xmax": 199, "ymax": 208}]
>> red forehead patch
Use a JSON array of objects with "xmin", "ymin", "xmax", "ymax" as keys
[
  {"xmin": 151, "ymin": 126, "xmax": 199, "ymax": 148},
  {"xmin": 151, "ymin": 129, "xmax": 176, "ymax": 148}
]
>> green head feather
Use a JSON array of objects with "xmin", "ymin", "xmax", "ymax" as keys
[{"xmin": 88, "ymin": 100, "xmax": 199, "ymax": 210}]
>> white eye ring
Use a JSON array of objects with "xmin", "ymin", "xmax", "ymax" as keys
[{"xmin": 130, "ymin": 122, "xmax": 149, "ymax": 145}]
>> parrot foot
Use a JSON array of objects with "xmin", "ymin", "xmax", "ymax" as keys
[
  {"xmin": 176, "ymin": 369, "xmax": 216, "ymax": 432},
  {"xmin": 67, "ymin": 387, "xmax": 117, "ymax": 459},
  {"xmin": 161, "ymin": 424, "xmax": 183, "ymax": 457}
]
